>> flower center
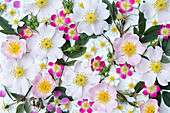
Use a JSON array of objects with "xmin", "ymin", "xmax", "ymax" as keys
[
  {"xmin": 9, "ymin": 10, "xmax": 16, "ymax": 16},
  {"xmin": 149, "ymin": 60, "xmax": 162, "ymax": 74},
  {"xmin": 121, "ymin": 66, "xmax": 129, "ymax": 74},
  {"xmin": 11, "ymin": 65, "xmax": 25, "ymax": 78},
  {"xmin": 39, "ymin": 38, "xmax": 53, "ymax": 51},
  {"xmin": 111, "ymin": 27, "xmax": 117, "ymax": 33},
  {"xmin": 0, "ymin": 4, "xmax": 6, "ymax": 10},
  {"xmin": 82, "ymin": 102, "xmax": 90, "ymax": 109},
  {"xmin": 78, "ymin": 2, "xmax": 84, "ymax": 8},
  {"xmin": 128, "ymin": 83, "xmax": 134, "ymax": 89},
  {"xmin": 53, "ymin": 64, "xmax": 60, "ymax": 72},
  {"xmin": 96, "ymin": 89, "xmax": 111, "ymax": 104},
  {"xmin": 35, "ymin": 0, "xmax": 48, "ymax": 8},
  {"xmin": 84, "ymin": 53, "xmax": 90, "ymax": 59},
  {"xmin": 40, "ymin": 63, "xmax": 46, "ymax": 69},
  {"xmin": 93, "ymin": 61, "xmax": 100, "ymax": 69},
  {"xmin": 153, "ymin": 0, "xmax": 168, "ymax": 11},
  {"xmin": 121, "ymin": 41, "xmax": 136, "ymax": 57},
  {"xmin": 83, "ymin": 10, "xmax": 98, "ymax": 26},
  {"xmin": 7, "ymin": 41, "xmax": 22, "ymax": 56},
  {"xmin": 148, "ymin": 86, "xmax": 155, "ymax": 93},
  {"xmin": 24, "ymin": 29, "xmax": 32, "ymax": 36},
  {"xmin": 90, "ymin": 46, "xmax": 96, "ymax": 52},
  {"xmin": 109, "ymin": 76, "xmax": 115, "ymax": 82},
  {"xmin": 100, "ymin": 42, "xmax": 105, "ymax": 47},
  {"xmin": 54, "ymin": 98, "xmax": 61, "ymax": 105},
  {"xmin": 128, "ymin": 110, "xmax": 133, "ymax": 113},
  {"xmin": 144, "ymin": 104, "xmax": 156, "ymax": 113},
  {"xmin": 64, "ymin": 103, "xmax": 69, "ymax": 108},
  {"xmin": 117, "ymin": 105, "xmax": 122, "ymax": 110},
  {"xmin": 152, "ymin": 20, "xmax": 158, "ymax": 25},
  {"xmin": 74, "ymin": 72, "xmax": 88, "ymax": 87},
  {"xmin": 13, "ymin": 19, "xmax": 18, "ymax": 25},
  {"xmin": 121, "ymin": 1, "xmax": 130, "ymax": 10},
  {"xmin": 37, "ymin": 79, "xmax": 52, "ymax": 94},
  {"xmin": 69, "ymin": 29, "xmax": 76, "ymax": 37},
  {"xmin": 56, "ymin": 17, "xmax": 64, "ymax": 25},
  {"xmin": 161, "ymin": 28, "xmax": 169, "ymax": 36}
]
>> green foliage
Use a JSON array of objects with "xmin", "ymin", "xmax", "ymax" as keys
[
  {"xmin": 16, "ymin": 104, "xmax": 24, "ymax": 113},
  {"xmin": 11, "ymin": 93, "xmax": 24, "ymax": 99},
  {"xmin": 161, "ymin": 55, "xmax": 170, "ymax": 63},
  {"xmin": 138, "ymin": 12, "xmax": 146, "ymax": 35},
  {"xmin": 134, "ymin": 81, "xmax": 144, "ymax": 93},
  {"xmin": 163, "ymin": 91, "xmax": 170, "ymax": 107},
  {"xmin": 24, "ymin": 101, "xmax": 30, "ymax": 113},
  {"xmin": 162, "ymin": 38, "xmax": 170, "ymax": 56}
]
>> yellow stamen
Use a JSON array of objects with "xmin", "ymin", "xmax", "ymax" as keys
[
  {"xmin": 73, "ymin": 72, "xmax": 88, "ymax": 87},
  {"xmin": 13, "ymin": 20, "xmax": 18, "ymax": 25},
  {"xmin": 149, "ymin": 60, "xmax": 162, "ymax": 74},
  {"xmin": 121, "ymin": 41, "xmax": 136, "ymax": 57},
  {"xmin": 11, "ymin": 65, "xmax": 25, "ymax": 78},
  {"xmin": 0, "ymin": 4, "xmax": 6, "ymax": 10},
  {"xmin": 109, "ymin": 76, "xmax": 115, "ymax": 82},
  {"xmin": 7, "ymin": 41, "xmax": 22, "ymax": 56},
  {"xmin": 117, "ymin": 105, "xmax": 122, "ymax": 110},
  {"xmin": 148, "ymin": 86, "xmax": 155, "ymax": 93},
  {"xmin": 40, "ymin": 63, "xmax": 46, "ymax": 69},
  {"xmin": 144, "ymin": 103, "xmax": 156, "ymax": 113},
  {"xmin": 39, "ymin": 38, "xmax": 53, "ymax": 51},
  {"xmin": 35, "ymin": 0, "xmax": 48, "ymax": 9},
  {"xmin": 84, "ymin": 53, "xmax": 90, "ymax": 59},
  {"xmin": 152, "ymin": 20, "xmax": 158, "ymax": 26},
  {"xmin": 9, "ymin": 10, "xmax": 16, "ymax": 16},
  {"xmin": 96, "ymin": 89, "xmax": 111, "ymax": 104},
  {"xmin": 24, "ymin": 29, "xmax": 32, "ymax": 36},
  {"xmin": 153, "ymin": 0, "xmax": 169, "ymax": 12},
  {"xmin": 128, "ymin": 83, "xmax": 134, "ymax": 89},
  {"xmin": 37, "ymin": 79, "xmax": 52, "ymax": 94},
  {"xmin": 82, "ymin": 102, "xmax": 90, "ymax": 109},
  {"xmin": 121, "ymin": 1, "xmax": 130, "ymax": 10},
  {"xmin": 54, "ymin": 98, "xmax": 60, "ymax": 105},
  {"xmin": 78, "ymin": 2, "xmax": 84, "ymax": 8},
  {"xmin": 83, "ymin": 10, "xmax": 98, "ymax": 26},
  {"xmin": 53, "ymin": 64, "xmax": 60, "ymax": 72}
]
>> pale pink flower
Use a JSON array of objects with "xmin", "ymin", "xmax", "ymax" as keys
[
  {"xmin": 158, "ymin": 24, "xmax": 170, "ymax": 39},
  {"xmin": 135, "ymin": 46, "xmax": 170, "ymax": 86},
  {"xmin": 91, "ymin": 56, "xmax": 105, "ymax": 71},
  {"xmin": 139, "ymin": 99, "xmax": 159, "ymax": 113},
  {"xmin": 32, "ymin": 73, "xmax": 56, "ymax": 99},
  {"xmin": 1, "ymin": 35, "xmax": 26, "ymax": 59},
  {"xmin": 48, "ymin": 62, "xmax": 64, "ymax": 77},
  {"xmin": 88, "ymin": 82, "xmax": 117, "ymax": 113},
  {"xmin": 142, "ymin": 83, "xmax": 160, "ymax": 98},
  {"xmin": 77, "ymin": 99, "xmax": 94, "ymax": 113},
  {"xmin": 113, "ymin": 33, "xmax": 146, "ymax": 66},
  {"xmin": 20, "ymin": 27, "xmax": 33, "ymax": 39},
  {"xmin": 116, "ymin": 0, "xmax": 135, "ymax": 14}
]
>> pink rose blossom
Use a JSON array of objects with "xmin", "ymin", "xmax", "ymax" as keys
[
  {"xmin": 116, "ymin": 0, "xmax": 135, "ymax": 14},
  {"xmin": 77, "ymin": 99, "xmax": 94, "ymax": 113},
  {"xmin": 64, "ymin": 24, "xmax": 79, "ymax": 41},
  {"xmin": 20, "ymin": 27, "xmax": 33, "ymax": 39},
  {"xmin": 48, "ymin": 62, "xmax": 64, "ymax": 77},
  {"xmin": 91, "ymin": 56, "xmax": 105, "ymax": 71},
  {"xmin": 13, "ymin": 1, "xmax": 21, "ymax": 8},
  {"xmin": 157, "ymin": 24, "xmax": 170, "ymax": 39}
]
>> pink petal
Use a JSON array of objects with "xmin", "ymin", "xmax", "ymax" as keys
[
  {"xmin": 5, "ymin": 0, "xmax": 12, "ymax": 2},
  {"xmin": 119, "ymin": 8, "xmax": 126, "ymax": 14},
  {"xmin": 58, "ymin": 25, "xmax": 65, "ymax": 31},
  {"xmin": 143, "ymin": 90, "xmax": 149, "ymax": 96},
  {"xmin": 77, "ymin": 101, "xmax": 83, "ymax": 106},
  {"xmin": 150, "ymin": 92, "xmax": 157, "ymax": 97},
  {"xmin": 79, "ymin": 108, "xmax": 85, "ymax": 113},
  {"xmin": 64, "ymin": 27, "xmax": 69, "ymax": 33},
  {"xmin": 127, "ymin": 64, "xmax": 131, "ymax": 69},
  {"xmin": 51, "ymin": 14, "xmax": 57, "ymax": 21},
  {"xmin": 95, "ymin": 56, "xmax": 101, "ymax": 61},
  {"xmin": 116, "ymin": 68, "xmax": 121, "ymax": 73},
  {"xmin": 127, "ymin": 7, "xmax": 134, "ymax": 12},
  {"xmin": 116, "ymin": 1, "xmax": 121, "ymax": 8},
  {"xmin": 60, "ymin": 98, "xmax": 69, "ymax": 105},
  {"xmin": 48, "ymin": 68, "xmax": 54, "ymax": 74},
  {"xmin": 157, "ymin": 30, "xmax": 161, "ymax": 35},
  {"xmin": 89, "ymin": 102, "xmax": 94, "ymax": 106},
  {"xmin": 22, "ymin": 36, "xmax": 29, "ymax": 39},
  {"xmin": 87, "ymin": 108, "xmax": 93, "ymax": 113},
  {"xmin": 91, "ymin": 65, "xmax": 94, "ymax": 71},
  {"xmin": 56, "ymin": 107, "xmax": 62, "ymax": 113},
  {"xmin": 91, "ymin": 58, "xmax": 94, "ymax": 64},
  {"xmin": 142, "ymin": 83, "xmax": 147, "ymax": 88},
  {"xmin": 72, "ymin": 35, "xmax": 79, "ymax": 41},
  {"xmin": 56, "ymin": 71, "xmax": 62, "ymax": 77},
  {"xmin": 0, "ymin": 90, "xmax": 6, "ymax": 97},
  {"xmin": 13, "ymin": 1, "xmax": 21, "ymax": 8},
  {"xmin": 48, "ymin": 62, "xmax": 54, "ymax": 66},
  {"xmin": 60, "ymin": 65, "xmax": 64, "ymax": 70},
  {"xmin": 163, "ymin": 36, "xmax": 169, "ymax": 39},
  {"xmin": 121, "ymin": 74, "xmax": 126, "ymax": 79},
  {"xmin": 83, "ymin": 99, "xmax": 88, "ymax": 101},
  {"xmin": 129, "ymin": 0, "xmax": 135, "ymax": 5},
  {"xmin": 20, "ymin": 30, "xmax": 24, "ymax": 36},
  {"xmin": 50, "ymin": 22, "xmax": 57, "ymax": 27},
  {"xmin": 159, "ymin": 24, "xmax": 164, "ymax": 29},
  {"xmin": 64, "ymin": 17, "xmax": 71, "ymax": 24},
  {"xmin": 54, "ymin": 91, "xmax": 62, "ymax": 98},
  {"xmin": 65, "ymin": 34, "xmax": 71, "ymax": 40},
  {"xmin": 59, "ymin": 10, "xmax": 66, "ymax": 18},
  {"xmin": 100, "ymin": 61, "xmax": 105, "ymax": 67},
  {"xmin": 70, "ymin": 24, "xmax": 76, "ymax": 29},
  {"xmin": 47, "ymin": 104, "xmax": 54, "ymax": 112},
  {"xmin": 166, "ymin": 24, "xmax": 170, "ymax": 29},
  {"xmin": 96, "ymin": 68, "xmax": 102, "ymax": 71},
  {"xmin": 155, "ymin": 86, "xmax": 160, "ymax": 92},
  {"xmin": 127, "ymin": 70, "xmax": 132, "ymax": 76}
]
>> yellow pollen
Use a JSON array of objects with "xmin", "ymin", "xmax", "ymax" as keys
[
  {"xmin": 11, "ymin": 65, "xmax": 25, "ymax": 78},
  {"xmin": 82, "ymin": 102, "xmax": 90, "ymax": 109},
  {"xmin": 1, "ymin": 105, "xmax": 6, "ymax": 111},
  {"xmin": 121, "ymin": 1, "xmax": 130, "ymax": 9},
  {"xmin": 109, "ymin": 76, "xmax": 115, "ymax": 82},
  {"xmin": 64, "ymin": 103, "xmax": 69, "ymax": 108},
  {"xmin": 78, "ymin": 2, "xmax": 84, "ymax": 8},
  {"xmin": 91, "ymin": 46, "xmax": 96, "ymax": 52},
  {"xmin": 117, "ymin": 105, "xmax": 122, "ymax": 110},
  {"xmin": 84, "ymin": 53, "xmax": 90, "ymax": 59},
  {"xmin": 37, "ymin": 79, "xmax": 52, "ymax": 94},
  {"xmin": 161, "ymin": 28, "xmax": 169, "ymax": 36},
  {"xmin": 144, "ymin": 104, "xmax": 156, "ymax": 113},
  {"xmin": 116, "ymin": 14, "xmax": 124, "ymax": 20},
  {"xmin": 149, "ymin": 60, "xmax": 162, "ymax": 74},
  {"xmin": 111, "ymin": 27, "xmax": 117, "ymax": 33},
  {"xmin": 40, "ymin": 63, "xmax": 46, "ymax": 69},
  {"xmin": 54, "ymin": 98, "xmax": 60, "ymax": 105},
  {"xmin": 9, "ymin": 10, "xmax": 16, "ymax": 16},
  {"xmin": 121, "ymin": 66, "xmax": 129, "ymax": 74},
  {"xmin": 56, "ymin": 17, "xmax": 64, "ymax": 25},
  {"xmin": 96, "ymin": 89, "xmax": 111, "ymax": 104},
  {"xmin": 148, "ymin": 86, "xmax": 155, "ymax": 93},
  {"xmin": 135, "ymin": 0, "xmax": 140, "ymax": 3},
  {"xmin": 7, "ymin": 41, "xmax": 22, "ymax": 56},
  {"xmin": 128, "ymin": 110, "xmax": 133, "ymax": 113},
  {"xmin": 24, "ymin": 29, "xmax": 32, "ymax": 36},
  {"xmin": 93, "ymin": 61, "xmax": 100, "ymax": 69},
  {"xmin": 35, "ymin": 0, "xmax": 48, "ymax": 8},
  {"xmin": 129, "ymin": 83, "xmax": 134, "ymax": 89},
  {"xmin": 74, "ymin": 72, "xmax": 88, "ymax": 87},
  {"xmin": 69, "ymin": 29, "xmax": 76, "ymax": 37},
  {"xmin": 53, "ymin": 64, "xmax": 60, "ymax": 72},
  {"xmin": 0, "ymin": 4, "xmax": 6, "ymax": 10},
  {"xmin": 13, "ymin": 19, "xmax": 18, "ymax": 25},
  {"xmin": 83, "ymin": 10, "xmax": 98, "ymax": 26},
  {"xmin": 100, "ymin": 42, "xmax": 105, "ymax": 47},
  {"xmin": 152, "ymin": 20, "xmax": 158, "ymax": 26},
  {"xmin": 41, "ymin": 17, "xmax": 48, "ymax": 23},
  {"xmin": 153, "ymin": 0, "xmax": 169, "ymax": 12},
  {"xmin": 121, "ymin": 41, "xmax": 136, "ymax": 57},
  {"xmin": 39, "ymin": 38, "xmax": 53, "ymax": 51}
]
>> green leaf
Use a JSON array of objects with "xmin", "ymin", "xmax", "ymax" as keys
[
  {"xmin": 138, "ymin": 12, "xmax": 146, "ymax": 35},
  {"xmin": 0, "ymin": 16, "xmax": 17, "ymax": 35},
  {"xmin": 140, "ymin": 25, "xmax": 160, "ymax": 43},
  {"xmin": 163, "ymin": 91, "xmax": 170, "ymax": 107},
  {"xmin": 11, "ymin": 93, "xmax": 24, "ymax": 99},
  {"xmin": 134, "ymin": 81, "xmax": 144, "ymax": 93},
  {"xmin": 24, "ymin": 101, "xmax": 30, "ymax": 113},
  {"xmin": 16, "ymin": 104, "xmax": 24, "ymax": 113},
  {"xmin": 133, "ymin": 27, "xmax": 140, "ymax": 36},
  {"xmin": 150, "ymin": 91, "xmax": 161, "ymax": 106},
  {"xmin": 162, "ymin": 38, "xmax": 170, "ymax": 56},
  {"xmin": 62, "ymin": 40, "xmax": 71, "ymax": 56},
  {"xmin": 17, "ymin": 15, "xmax": 28, "ymax": 34},
  {"xmin": 4, "ymin": 86, "xmax": 13, "ymax": 100},
  {"xmin": 66, "ymin": 60, "xmax": 77, "ymax": 66},
  {"xmin": 161, "ymin": 55, "xmax": 170, "ymax": 63},
  {"xmin": 56, "ymin": 58, "xmax": 66, "ymax": 65},
  {"xmin": 68, "ymin": 47, "xmax": 87, "ymax": 58}
]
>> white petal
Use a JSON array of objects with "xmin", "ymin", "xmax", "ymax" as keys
[
  {"xmin": 72, "ymin": 6, "xmax": 85, "ymax": 22},
  {"xmin": 38, "ymin": 24, "xmax": 55, "ymax": 38},
  {"xmin": 135, "ymin": 58, "xmax": 150, "ymax": 74},
  {"xmin": 140, "ymin": 71, "xmax": 156, "ymax": 87},
  {"xmin": 18, "ymin": 54, "xmax": 34, "ymax": 68},
  {"xmin": 96, "ymin": 3, "xmax": 109, "ymax": 20},
  {"xmin": 146, "ymin": 46, "xmax": 163, "ymax": 61},
  {"xmin": 0, "ymin": 72, "xmax": 14, "ymax": 87},
  {"xmin": 77, "ymin": 22, "xmax": 93, "ymax": 36},
  {"xmin": 52, "ymin": 32, "xmax": 66, "ymax": 47},
  {"xmin": 61, "ymin": 67, "xmax": 74, "ymax": 84},
  {"xmin": 157, "ymin": 70, "xmax": 170, "ymax": 86},
  {"xmin": 92, "ymin": 20, "xmax": 109, "ymax": 35},
  {"xmin": 47, "ymin": 47, "xmax": 63, "ymax": 62},
  {"xmin": 83, "ymin": 0, "xmax": 98, "ymax": 10}
]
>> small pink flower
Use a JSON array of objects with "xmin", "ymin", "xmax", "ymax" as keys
[
  {"xmin": 20, "ymin": 27, "xmax": 33, "ymax": 39},
  {"xmin": 50, "ymin": 10, "xmax": 70, "ymax": 31},
  {"xmin": 0, "ymin": 90, "xmax": 6, "ymax": 97},
  {"xmin": 91, "ymin": 56, "xmax": 105, "ymax": 71},
  {"xmin": 1, "ymin": 35, "xmax": 26, "ymax": 59},
  {"xmin": 64, "ymin": 24, "xmax": 79, "ymax": 41},
  {"xmin": 32, "ymin": 74, "xmax": 56, "ymax": 99},
  {"xmin": 13, "ymin": 1, "xmax": 21, "ymax": 8},
  {"xmin": 77, "ymin": 99, "xmax": 94, "ymax": 113},
  {"xmin": 140, "ymin": 99, "xmax": 159, "ymax": 113},
  {"xmin": 116, "ymin": 63, "xmax": 133, "ymax": 79},
  {"xmin": 142, "ymin": 83, "xmax": 160, "ymax": 98},
  {"xmin": 48, "ymin": 62, "xmax": 64, "ymax": 77},
  {"xmin": 157, "ymin": 24, "xmax": 170, "ymax": 39},
  {"xmin": 88, "ymin": 82, "xmax": 117, "ymax": 113},
  {"xmin": 116, "ymin": 0, "xmax": 135, "ymax": 14}
]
